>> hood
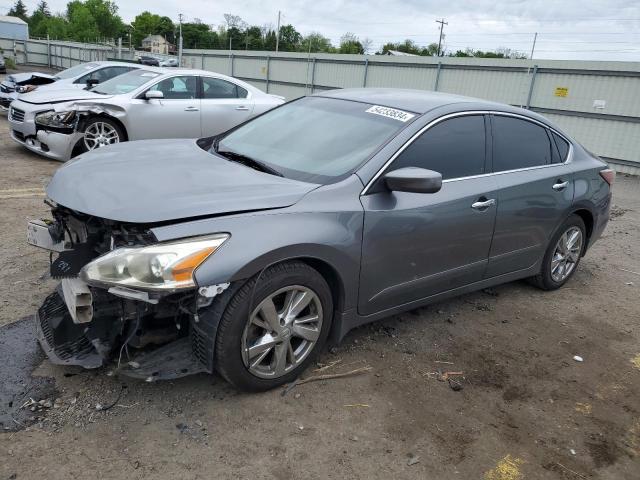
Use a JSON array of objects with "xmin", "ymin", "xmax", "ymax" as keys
[
  {"xmin": 5, "ymin": 72, "xmax": 57, "ymax": 86},
  {"xmin": 18, "ymin": 88, "xmax": 114, "ymax": 105},
  {"xmin": 46, "ymin": 139, "xmax": 319, "ymax": 224}
]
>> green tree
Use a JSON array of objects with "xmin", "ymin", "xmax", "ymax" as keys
[
  {"xmin": 35, "ymin": 0, "xmax": 51, "ymax": 16},
  {"xmin": 131, "ymin": 11, "xmax": 175, "ymax": 47},
  {"xmin": 299, "ymin": 32, "xmax": 334, "ymax": 53},
  {"xmin": 278, "ymin": 24, "xmax": 301, "ymax": 51},
  {"xmin": 7, "ymin": 0, "xmax": 29, "ymax": 22},
  {"xmin": 66, "ymin": 2, "xmax": 98, "ymax": 42},
  {"xmin": 244, "ymin": 26, "xmax": 264, "ymax": 50},
  {"xmin": 181, "ymin": 23, "xmax": 220, "ymax": 49},
  {"xmin": 339, "ymin": 32, "xmax": 363, "ymax": 54},
  {"xmin": 83, "ymin": 0, "xmax": 124, "ymax": 39}
]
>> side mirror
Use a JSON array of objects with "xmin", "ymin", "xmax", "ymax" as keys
[
  {"xmin": 145, "ymin": 90, "xmax": 164, "ymax": 100},
  {"xmin": 85, "ymin": 78, "xmax": 100, "ymax": 89},
  {"xmin": 384, "ymin": 167, "xmax": 443, "ymax": 194}
]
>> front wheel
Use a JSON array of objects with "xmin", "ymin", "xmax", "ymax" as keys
[
  {"xmin": 215, "ymin": 262, "xmax": 333, "ymax": 391},
  {"xmin": 531, "ymin": 214, "xmax": 586, "ymax": 290},
  {"xmin": 79, "ymin": 117, "xmax": 124, "ymax": 153}
]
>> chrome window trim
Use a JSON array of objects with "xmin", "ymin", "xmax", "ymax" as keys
[{"xmin": 360, "ymin": 109, "xmax": 573, "ymax": 195}]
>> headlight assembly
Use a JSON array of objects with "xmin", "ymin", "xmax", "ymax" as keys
[
  {"xmin": 81, "ymin": 234, "xmax": 229, "ymax": 291},
  {"xmin": 16, "ymin": 84, "xmax": 37, "ymax": 94},
  {"xmin": 35, "ymin": 110, "xmax": 77, "ymax": 128}
]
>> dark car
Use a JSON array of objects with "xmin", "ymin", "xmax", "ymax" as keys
[
  {"xmin": 138, "ymin": 55, "xmax": 160, "ymax": 66},
  {"xmin": 27, "ymin": 89, "xmax": 614, "ymax": 391}
]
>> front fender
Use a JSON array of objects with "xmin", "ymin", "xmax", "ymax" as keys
[{"xmin": 152, "ymin": 211, "xmax": 363, "ymax": 311}]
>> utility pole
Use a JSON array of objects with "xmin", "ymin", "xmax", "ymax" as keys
[
  {"xmin": 275, "ymin": 10, "xmax": 281, "ymax": 53},
  {"xmin": 436, "ymin": 18, "xmax": 447, "ymax": 56},
  {"xmin": 530, "ymin": 32, "xmax": 538, "ymax": 60},
  {"xmin": 178, "ymin": 13, "xmax": 184, "ymax": 65}
]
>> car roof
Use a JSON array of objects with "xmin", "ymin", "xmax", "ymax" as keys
[{"xmin": 314, "ymin": 88, "xmax": 516, "ymax": 114}]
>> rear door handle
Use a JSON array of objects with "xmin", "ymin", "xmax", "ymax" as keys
[
  {"xmin": 235, "ymin": 106, "xmax": 250, "ymax": 111},
  {"xmin": 553, "ymin": 180, "xmax": 569, "ymax": 191},
  {"xmin": 184, "ymin": 106, "xmax": 199, "ymax": 112},
  {"xmin": 471, "ymin": 198, "xmax": 496, "ymax": 210}
]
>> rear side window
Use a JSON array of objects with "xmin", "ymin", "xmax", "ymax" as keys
[
  {"xmin": 492, "ymin": 116, "xmax": 553, "ymax": 171},
  {"xmin": 202, "ymin": 77, "xmax": 248, "ymax": 99},
  {"xmin": 388, "ymin": 115, "xmax": 486, "ymax": 180},
  {"xmin": 552, "ymin": 132, "xmax": 570, "ymax": 163}
]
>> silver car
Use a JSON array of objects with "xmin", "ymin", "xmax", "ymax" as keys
[
  {"xmin": 0, "ymin": 61, "xmax": 140, "ymax": 112},
  {"xmin": 9, "ymin": 68, "xmax": 285, "ymax": 161},
  {"xmin": 27, "ymin": 89, "xmax": 613, "ymax": 391}
]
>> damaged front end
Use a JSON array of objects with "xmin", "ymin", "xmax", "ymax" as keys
[{"xmin": 29, "ymin": 204, "xmax": 231, "ymax": 381}]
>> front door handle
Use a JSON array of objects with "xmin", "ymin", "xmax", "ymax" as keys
[
  {"xmin": 471, "ymin": 198, "xmax": 496, "ymax": 210},
  {"xmin": 553, "ymin": 180, "xmax": 569, "ymax": 191},
  {"xmin": 235, "ymin": 106, "xmax": 250, "ymax": 111},
  {"xmin": 184, "ymin": 106, "xmax": 199, "ymax": 112}
]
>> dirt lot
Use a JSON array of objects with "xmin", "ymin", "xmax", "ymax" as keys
[{"xmin": 0, "ymin": 71, "xmax": 639, "ymax": 479}]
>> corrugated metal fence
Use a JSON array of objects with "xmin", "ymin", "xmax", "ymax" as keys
[{"xmin": 1, "ymin": 37, "xmax": 639, "ymax": 174}]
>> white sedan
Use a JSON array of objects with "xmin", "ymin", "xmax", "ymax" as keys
[
  {"xmin": 8, "ymin": 68, "xmax": 285, "ymax": 161},
  {"xmin": 0, "ymin": 61, "xmax": 141, "ymax": 111}
]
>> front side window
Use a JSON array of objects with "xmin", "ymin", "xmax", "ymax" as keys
[
  {"xmin": 215, "ymin": 97, "xmax": 410, "ymax": 184},
  {"xmin": 492, "ymin": 116, "xmax": 553, "ymax": 172},
  {"xmin": 202, "ymin": 77, "xmax": 248, "ymax": 99},
  {"xmin": 147, "ymin": 76, "xmax": 197, "ymax": 100},
  {"xmin": 388, "ymin": 115, "xmax": 486, "ymax": 180}
]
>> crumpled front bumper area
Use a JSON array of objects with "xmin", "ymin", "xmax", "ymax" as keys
[{"xmin": 36, "ymin": 287, "xmax": 219, "ymax": 381}]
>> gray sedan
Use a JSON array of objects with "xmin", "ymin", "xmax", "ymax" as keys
[
  {"xmin": 27, "ymin": 89, "xmax": 613, "ymax": 391},
  {"xmin": 9, "ymin": 68, "xmax": 284, "ymax": 161}
]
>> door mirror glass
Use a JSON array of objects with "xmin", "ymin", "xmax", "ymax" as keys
[
  {"xmin": 85, "ymin": 78, "xmax": 100, "ymax": 88},
  {"xmin": 384, "ymin": 167, "xmax": 442, "ymax": 194},
  {"xmin": 145, "ymin": 90, "xmax": 164, "ymax": 100}
]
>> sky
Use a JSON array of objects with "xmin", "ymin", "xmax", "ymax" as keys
[{"xmin": 7, "ymin": 0, "xmax": 640, "ymax": 61}]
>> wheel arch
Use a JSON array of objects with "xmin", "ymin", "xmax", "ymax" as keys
[
  {"xmin": 77, "ymin": 113, "xmax": 129, "ymax": 141},
  {"xmin": 571, "ymin": 208, "xmax": 595, "ymax": 254}
]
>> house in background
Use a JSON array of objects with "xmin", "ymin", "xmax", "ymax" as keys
[
  {"xmin": 141, "ymin": 35, "xmax": 175, "ymax": 55},
  {"xmin": 0, "ymin": 15, "xmax": 29, "ymax": 41}
]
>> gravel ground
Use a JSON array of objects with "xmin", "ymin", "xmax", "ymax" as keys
[{"xmin": 0, "ymin": 69, "xmax": 639, "ymax": 479}]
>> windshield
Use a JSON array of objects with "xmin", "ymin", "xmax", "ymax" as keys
[
  {"xmin": 215, "ymin": 97, "xmax": 412, "ymax": 183},
  {"xmin": 91, "ymin": 69, "xmax": 161, "ymax": 95},
  {"xmin": 55, "ymin": 63, "xmax": 99, "ymax": 80}
]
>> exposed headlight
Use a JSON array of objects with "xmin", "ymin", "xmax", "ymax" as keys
[
  {"xmin": 35, "ymin": 110, "xmax": 77, "ymax": 128},
  {"xmin": 16, "ymin": 84, "xmax": 37, "ymax": 93},
  {"xmin": 81, "ymin": 234, "xmax": 229, "ymax": 291}
]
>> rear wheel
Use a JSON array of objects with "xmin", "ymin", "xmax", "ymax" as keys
[
  {"xmin": 215, "ymin": 261, "xmax": 333, "ymax": 391},
  {"xmin": 79, "ymin": 117, "xmax": 124, "ymax": 153},
  {"xmin": 531, "ymin": 214, "xmax": 586, "ymax": 290}
]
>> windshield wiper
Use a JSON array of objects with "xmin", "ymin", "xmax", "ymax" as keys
[{"xmin": 216, "ymin": 148, "xmax": 283, "ymax": 177}]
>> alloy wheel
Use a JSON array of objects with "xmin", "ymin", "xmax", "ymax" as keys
[
  {"xmin": 84, "ymin": 122, "xmax": 120, "ymax": 150},
  {"xmin": 241, "ymin": 285, "xmax": 323, "ymax": 379},
  {"xmin": 550, "ymin": 226, "xmax": 583, "ymax": 282}
]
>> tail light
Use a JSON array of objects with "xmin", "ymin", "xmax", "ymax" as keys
[{"xmin": 599, "ymin": 169, "xmax": 615, "ymax": 187}]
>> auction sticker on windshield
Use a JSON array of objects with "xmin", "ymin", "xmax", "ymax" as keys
[{"xmin": 366, "ymin": 105, "xmax": 415, "ymax": 122}]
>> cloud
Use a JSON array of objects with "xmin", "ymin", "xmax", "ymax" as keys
[{"xmin": 20, "ymin": 0, "xmax": 640, "ymax": 60}]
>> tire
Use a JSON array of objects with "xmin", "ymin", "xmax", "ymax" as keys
[
  {"xmin": 215, "ymin": 261, "xmax": 333, "ymax": 392},
  {"xmin": 78, "ymin": 117, "xmax": 124, "ymax": 154},
  {"xmin": 530, "ymin": 214, "xmax": 586, "ymax": 291}
]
